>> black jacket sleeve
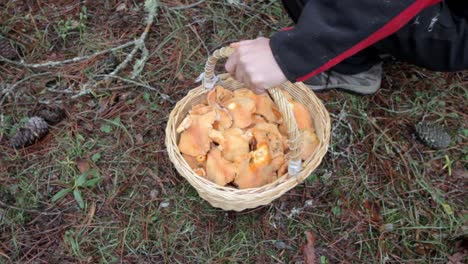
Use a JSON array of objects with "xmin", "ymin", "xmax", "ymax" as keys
[{"xmin": 270, "ymin": 0, "xmax": 442, "ymax": 82}]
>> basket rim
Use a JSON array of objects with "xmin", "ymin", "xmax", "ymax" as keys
[{"xmin": 165, "ymin": 78, "xmax": 331, "ymax": 195}]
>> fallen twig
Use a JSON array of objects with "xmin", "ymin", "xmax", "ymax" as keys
[
  {"xmin": 0, "ymin": 41, "xmax": 136, "ymax": 68},
  {"xmin": 108, "ymin": 0, "xmax": 159, "ymax": 79},
  {"xmin": 0, "ymin": 200, "xmax": 63, "ymax": 216},
  {"xmin": 96, "ymin": 74, "xmax": 174, "ymax": 103},
  {"xmin": 0, "ymin": 72, "xmax": 52, "ymax": 106},
  {"xmin": 1, "ymin": 0, "xmax": 160, "ymax": 105},
  {"xmin": 166, "ymin": 0, "xmax": 206, "ymax": 10}
]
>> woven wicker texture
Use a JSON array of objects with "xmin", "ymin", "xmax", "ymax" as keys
[{"xmin": 165, "ymin": 46, "xmax": 331, "ymax": 211}]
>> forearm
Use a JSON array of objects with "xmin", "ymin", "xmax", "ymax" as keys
[{"xmin": 271, "ymin": 0, "xmax": 442, "ymax": 82}]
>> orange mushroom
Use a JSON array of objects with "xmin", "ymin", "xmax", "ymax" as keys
[
  {"xmin": 277, "ymin": 153, "xmax": 290, "ymax": 176},
  {"xmin": 281, "ymin": 90, "xmax": 315, "ymax": 131},
  {"xmin": 213, "ymin": 105, "xmax": 233, "ymax": 131},
  {"xmin": 182, "ymin": 154, "xmax": 207, "ymax": 177},
  {"xmin": 233, "ymin": 88, "xmax": 255, "ymax": 99},
  {"xmin": 207, "ymin": 85, "xmax": 234, "ymax": 105},
  {"xmin": 182, "ymin": 154, "xmax": 206, "ymax": 169},
  {"xmin": 277, "ymin": 162, "xmax": 288, "ymax": 176},
  {"xmin": 208, "ymin": 128, "xmax": 252, "ymax": 162},
  {"xmin": 223, "ymin": 96, "xmax": 256, "ymax": 128},
  {"xmin": 193, "ymin": 168, "xmax": 206, "ymax": 177},
  {"xmin": 290, "ymin": 100, "xmax": 314, "ymax": 131},
  {"xmin": 252, "ymin": 114, "xmax": 267, "ymax": 125},
  {"xmin": 271, "ymin": 155, "xmax": 285, "ymax": 172},
  {"xmin": 232, "ymin": 89, "xmax": 282, "ymax": 124},
  {"xmin": 300, "ymin": 129, "xmax": 320, "ymax": 160},
  {"xmin": 251, "ymin": 123, "xmax": 286, "ymax": 159},
  {"xmin": 176, "ymin": 115, "xmax": 192, "ymax": 133},
  {"xmin": 205, "ymin": 148, "xmax": 237, "ymax": 186},
  {"xmin": 177, "ymin": 109, "xmax": 217, "ymax": 156},
  {"xmin": 190, "ymin": 104, "xmax": 213, "ymax": 115},
  {"xmin": 254, "ymin": 94, "xmax": 283, "ymax": 124},
  {"xmin": 234, "ymin": 142, "xmax": 276, "ymax": 189}
]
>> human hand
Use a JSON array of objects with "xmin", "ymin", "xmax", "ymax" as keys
[{"xmin": 225, "ymin": 37, "xmax": 287, "ymax": 94}]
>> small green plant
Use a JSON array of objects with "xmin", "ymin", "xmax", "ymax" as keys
[
  {"xmin": 51, "ymin": 169, "xmax": 101, "ymax": 209},
  {"xmin": 55, "ymin": 5, "xmax": 87, "ymax": 44}
]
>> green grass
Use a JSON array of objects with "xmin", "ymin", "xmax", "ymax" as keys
[{"xmin": 1, "ymin": 1, "xmax": 467, "ymax": 263}]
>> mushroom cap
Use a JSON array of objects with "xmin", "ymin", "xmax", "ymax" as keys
[
  {"xmin": 190, "ymin": 104, "xmax": 214, "ymax": 115},
  {"xmin": 300, "ymin": 129, "xmax": 320, "ymax": 160},
  {"xmin": 182, "ymin": 154, "xmax": 206, "ymax": 169},
  {"xmin": 209, "ymin": 128, "xmax": 252, "ymax": 162},
  {"xmin": 193, "ymin": 168, "xmax": 206, "ymax": 177},
  {"xmin": 271, "ymin": 155, "xmax": 285, "ymax": 172},
  {"xmin": 252, "ymin": 114, "xmax": 267, "ymax": 125},
  {"xmin": 234, "ymin": 143, "xmax": 276, "ymax": 189},
  {"xmin": 223, "ymin": 96, "xmax": 256, "ymax": 129},
  {"xmin": 254, "ymin": 94, "xmax": 283, "ymax": 124},
  {"xmin": 176, "ymin": 115, "xmax": 192, "ymax": 133},
  {"xmin": 290, "ymin": 100, "xmax": 314, "ymax": 131},
  {"xmin": 233, "ymin": 88, "xmax": 255, "ymax": 99},
  {"xmin": 213, "ymin": 105, "xmax": 233, "ymax": 131},
  {"xmin": 233, "ymin": 89, "xmax": 282, "ymax": 124},
  {"xmin": 277, "ymin": 153, "xmax": 290, "ymax": 176},
  {"xmin": 281, "ymin": 90, "xmax": 315, "ymax": 131},
  {"xmin": 178, "ymin": 109, "xmax": 217, "ymax": 156},
  {"xmin": 251, "ymin": 123, "xmax": 286, "ymax": 159},
  {"xmin": 207, "ymin": 85, "xmax": 234, "ymax": 105},
  {"xmin": 182, "ymin": 154, "xmax": 207, "ymax": 177},
  {"xmin": 252, "ymin": 142, "xmax": 272, "ymax": 166},
  {"xmin": 205, "ymin": 148, "xmax": 237, "ymax": 186}
]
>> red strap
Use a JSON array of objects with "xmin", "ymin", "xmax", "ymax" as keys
[
  {"xmin": 296, "ymin": 0, "xmax": 442, "ymax": 82},
  {"xmin": 280, "ymin": 26, "xmax": 294, "ymax": 32}
]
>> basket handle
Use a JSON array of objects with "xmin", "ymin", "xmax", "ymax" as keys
[{"xmin": 202, "ymin": 46, "xmax": 303, "ymax": 176}]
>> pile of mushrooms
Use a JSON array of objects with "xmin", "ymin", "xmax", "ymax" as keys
[{"xmin": 176, "ymin": 85, "xmax": 319, "ymax": 189}]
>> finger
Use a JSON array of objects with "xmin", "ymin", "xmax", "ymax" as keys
[
  {"xmin": 234, "ymin": 62, "xmax": 248, "ymax": 85},
  {"xmin": 229, "ymin": 42, "xmax": 240, "ymax": 48},
  {"xmin": 236, "ymin": 39, "xmax": 257, "ymax": 47},
  {"xmin": 225, "ymin": 51, "xmax": 239, "ymax": 76},
  {"xmin": 252, "ymin": 83, "xmax": 267, "ymax": 95}
]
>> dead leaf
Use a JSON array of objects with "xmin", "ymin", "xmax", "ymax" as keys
[
  {"xmin": 452, "ymin": 168, "xmax": 467, "ymax": 180},
  {"xmin": 175, "ymin": 72, "xmax": 185, "ymax": 81},
  {"xmin": 85, "ymin": 202, "xmax": 96, "ymax": 226},
  {"xmin": 97, "ymin": 92, "xmax": 119, "ymax": 114},
  {"xmin": 76, "ymin": 158, "xmax": 91, "ymax": 174},
  {"xmin": 116, "ymin": 3, "xmax": 127, "ymax": 12},
  {"xmin": 303, "ymin": 231, "xmax": 316, "ymax": 264},
  {"xmin": 447, "ymin": 251, "xmax": 467, "ymax": 264},
  {"xmin": 363, "ymin": 200, "xmax": 383, "ymax": 226},
  {"xmin": 0, "ymin": 250, "xmax": 10, "ymax": 260},
  {"xmin": 135, "ymin": 134, "xmax": 144, "ymax": 145}
]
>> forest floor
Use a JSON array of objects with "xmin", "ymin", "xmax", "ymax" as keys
[{"xmin": 0, "ymin": 1, "xmax": 467, "ymax": 263}]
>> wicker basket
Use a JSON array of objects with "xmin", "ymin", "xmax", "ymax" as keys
[{"xmin": 165, "ymin": 46, "xmax": 331, "ymax": 211}]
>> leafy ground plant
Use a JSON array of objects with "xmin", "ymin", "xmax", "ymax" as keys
[
  {"xmin": 52, "ymin": 168, "xmax": 102, "ymax": 209},
  {"xmin": 0, "ymin": 1, "xmax": 467, "ymax": 263}
]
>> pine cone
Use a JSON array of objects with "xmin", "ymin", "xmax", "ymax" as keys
[
  {"xmin": 36, "ymin": 107, "xmax": 65, "ymax": 125},
  {"xmin": 10, "ymin": 117, "xmax": 49, "ymax": 148},
  {"xmin": 415, "ymin": 122, "xmax": 451, "ymax": 149},
  {"xmin": 0, "ymin": 37, "xmax": 17, "ymax": 59}
]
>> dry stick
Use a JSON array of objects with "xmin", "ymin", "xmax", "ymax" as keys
[
  {"xmin": 0, "ymin": 200, "xmax": 62, "ymax": 216},
  {"xmin": 131, "ymin": 42, "xmax": 149, "ymax": 79},
  {"xmin": 0, "ymin": 41, "xmax": 136, "ymax": 68},
  {"xmin": 1, "ymin": 1, "xmax": 162, "ymax": 103},
  {"xmin": 167, "ymin": 0, "xmax": 206, "ymax": 10},
  {"xmin": 108, "ymin": 0, "xmax": 158, "ymax": 79},
  {"xmin": 366, "ymin": 116, "xmax": 411, "ymax": 178},
  {"xmin": 0, "ymin": 72, "xmax": 51, "ymax": 106},
  {"xmin": 72, "ymin": 0, "xmax": 159, "ymax": 99},
  {"xmin": 97, "ymin": 74, "xmax": 174, "ymax": 103}
]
